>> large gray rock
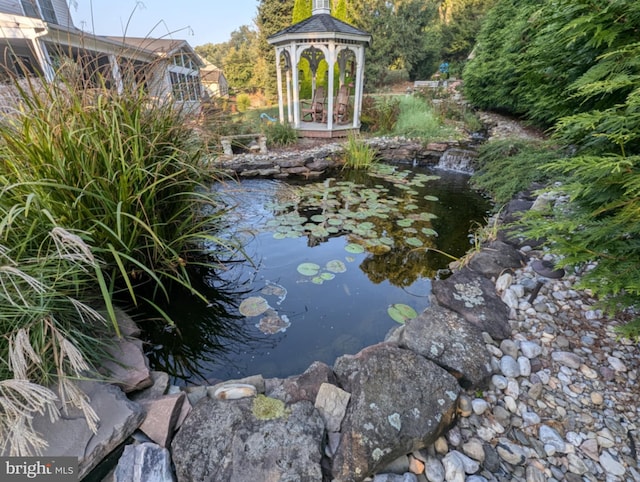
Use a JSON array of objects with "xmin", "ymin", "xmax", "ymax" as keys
[
  {"xmin": 28, "ymin": 381, "xmax": 144, "ymax": 479},
  {"xmin": 114, "ymin": 442, "xmax": 175, "ymax": 482},
  {"xmin": 392, "ymin": 305, "xmax": 493, "ymax": 389},
  {"xmin": 432, "ymin": 267, "xmax": 512, "ymax": 340},
  {"xmin": 171, "ymin": 396, "xmax": 324, "ymax": 481},
  {"xmin": 332, "ymin": 343, "xmax": 459, "ymax": 482},
  {"xmin": 466, "ymin": 241, "xmax": 525, "ymax": 280}
]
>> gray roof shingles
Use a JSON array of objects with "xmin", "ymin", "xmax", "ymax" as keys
[{"xmin": 269, "ymin": 14, "xmax": 370, "ymax": 40}]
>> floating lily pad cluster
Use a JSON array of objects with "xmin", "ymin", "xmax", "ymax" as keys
[
  {"xmin": 239, "ymin": 283, "xmax": 291, "ymax": 335},
  {"xmin": 261, "ymin": 165, "xmax": 441, "ymax": 253},
  {"xmin": 297, "ymin": 258, "xmax": 348, "ymax": 285}
]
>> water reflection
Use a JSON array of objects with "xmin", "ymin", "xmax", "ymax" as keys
[{"xmin": 141, "ymin": 263, "xmax": 272, "ymax": 385}]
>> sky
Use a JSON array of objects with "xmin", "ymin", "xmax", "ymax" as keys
[{"xmin": 70, "ymin": 0, "xmax": 260, "ymax": 47}]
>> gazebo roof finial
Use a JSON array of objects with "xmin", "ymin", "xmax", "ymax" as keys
[{"xmin": 312, "ymin": 0, "xmax": 331, "ymax": 16}]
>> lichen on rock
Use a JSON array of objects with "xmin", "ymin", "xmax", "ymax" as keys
[{"xmin": 251, "ymin": 394, "xmax": 289, "ymax": 420}]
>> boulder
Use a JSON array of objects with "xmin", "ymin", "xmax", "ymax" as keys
[
  {"xmin": 171, "ymin": 396, "xmax": 324, "ymax": 481},
  {"xmin": 332, "ymin": 343, "xmax": 459, "ymax": 482},
  {"xmin": 466, "ymin": 241, "xmax": 525, "ymax": 280},
  {"xmin": 128, "ymin": 371, "xmax": 169, "ymax": 402},
  {"xmin": 28, "ymin": 381, "xmax": 144, "ymax": 479},
  {"xmin": 266, "ymin": 360, "xmax": 336, "ymax": 404},
  {"xmin": 392, "ymin": 305, "xmax": 493, "ymax": 389},
  {"xmin": 432, "ymin": 267, "xmax": 512, "ymax": 340},
  {"xmin": 114, "ymin": 442, "xmax": 175, "ymax": 482}
]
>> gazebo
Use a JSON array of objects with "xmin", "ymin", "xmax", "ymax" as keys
[{"xmin": 267, "ymin": 0, "xmax": 371, "ymax": 138}]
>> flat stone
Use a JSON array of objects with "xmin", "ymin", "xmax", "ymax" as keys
[
  {"xmin": 171, "ymin": 397, "xmax": 324, "ymax": 481},
  {"xmin": 139, "ymin": 392, "xmax": 185, "ymax": 447},
  {"xmin": 551, "ymin": 351, "xmax": 582, "ymax": 369},
  {"xmin": 424, "ymin": 456, "xmax": 445, "ymax": 482},
  {"xmin": 28, "ymin": 381, "xmax": 144, "ymax": 479},
  {"xmin": 520, "ymin": 341, "xmax": 542, "ymax": 359},
  {"xmin": 101, "ymin": 338, "xmax": 152, "ymax": 393},
  {"xmin": 128, "ymin": 371, "xmax": 169, "ymax": 402},
  {"xmin": 599, "ymin": 451, "xmax": 626, "ymax": 476},
  {"xmin": 114, "ymin": 442, "xmax": 174, "ymax": 482},
  {"xmin": 314, "ymin": 382, "xmax": 350, "ymax": 432},
  {"xmin": 432, "ymin": 268, "xmax": 512, "ymax": 340},
  {"xmin": 496, "ymin": 440, "xmax": 528, "ymax": 465},
  {"xmin": 539, "ymin": 425, "xmax": 567, "ymax": 453}
]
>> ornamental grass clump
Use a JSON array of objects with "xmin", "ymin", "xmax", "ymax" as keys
[
  {"xmin": 342, "ymin": 133, "xmax": 379, "ymax": 170},
  {"xmin": 0, "ymin": 71, "xmax": 229, "ymax": 321},
  {"xmin": 0, "ymin": 66, "xmax": 231, "ymax": 453}
]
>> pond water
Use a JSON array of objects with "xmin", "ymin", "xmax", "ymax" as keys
[{"xmin": 143, "ymin": 164, "xmax": 492, "ymax": 385}]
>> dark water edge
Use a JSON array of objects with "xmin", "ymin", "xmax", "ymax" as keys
[{"xmin": 140, "ymin": 166, "xmax": 492, "ymax": 385}]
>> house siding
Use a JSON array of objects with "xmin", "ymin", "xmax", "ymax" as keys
[
  {"xmin": 0, "ymin": 0, "xmax": 73, "ymax": 26},
  {"xmin": 0, "ymin": 0, "xmax": 24, "ymax": 16},
  {"xmin": 51, "ymin": 0, "xmax": 72, "ymax": 27}
]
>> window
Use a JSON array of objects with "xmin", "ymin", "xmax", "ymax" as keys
[
  {"xmin": 39, "ymin": 0, "xmax": 57, "ymax": 24},
  {"xmin": 169, "ymin": 70, "xmax": 201, "ymax": 102},
  {"xmin": 20, "ymin": 0, "xmax": 58, "ymax": 24}
]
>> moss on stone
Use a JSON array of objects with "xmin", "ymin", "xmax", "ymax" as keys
[{"xmin": 251, "ymin": 394, "xmax": 289, "ymax": 420}]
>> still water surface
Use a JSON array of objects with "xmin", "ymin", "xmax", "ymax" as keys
[{"xmin": 144, "ymin": 165, "xmax": 492, "ymax": 385}]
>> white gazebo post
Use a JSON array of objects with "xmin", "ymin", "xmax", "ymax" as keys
[{"xmin": 268, "ymin": 0, "xmax": 371, "ymax": 138}]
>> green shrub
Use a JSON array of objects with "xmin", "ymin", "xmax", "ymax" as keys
[
  {"xmin": 360, "ymin": 96, "xmax": 401, "ymax": 134},
  {"xmin": 472, "ymin": 139, "xmax": 563, "ymax": 203},
  {"xmin": 262, "ymin": 121, "xmax": 298, "ymax": 148},
  {"xmin": 393, "ymin": 95, "xmax": 455, "ymax": 140},
  {"xmin": 236, "ymin": 93, "xmax": 251, "ymax": 112}
]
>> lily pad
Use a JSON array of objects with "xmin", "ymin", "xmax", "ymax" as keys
[
  {"xmin": 239, "ymin": 296, "xmax": 270, "ymax": 317},
  {"xmin": 273, "ymin": 232, "xmax": 287, "ymax": 239},
  {"xmin": 311, "ymin": 276, "xmax": 324, "ymax": 285},
  {"xmin": 345, "ymin": 243, "xmax": 365, "ymax": 254},
  {"xmin": 423, "ymin": 195, "xmax": 439, "ymax": 202},
  {"xmin": 326, "ymin": 259, "xmax": 347, "ymax": 273},
  {"xmin": 387, "ymin": 304, "xmax": 418, "ymax": 324},
  {"xmin": 406, "ymin": 237, "xmax": 424, "ymax": 247},
  {"xmin": 297, "ymin": 262, "xmax": 321, "ymax": 276},
  {"xmin": 320, "ymin": 272, "xmax": 336, "ymax": 281},
  {"xmin": 397, "ymin": 219, "xmax": 414, "ymax": 227},
  {"xmin": 256, "ymin": 309, "xmax": 291, "ymax": 334},
  {"xmin": 421, "ymin": 227, "xmax": 438, "ymax": 236}
]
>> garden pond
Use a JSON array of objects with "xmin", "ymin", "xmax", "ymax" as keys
[{"xmin": 143, "ymin": 163, "xmax": 492, "ymax": 385}]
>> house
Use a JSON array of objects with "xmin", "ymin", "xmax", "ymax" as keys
[
  {"xmin": 0, "ymin": 0, "xmax": 205, "ymax": 110},
  {"xmin": 200, "ymin": 61, "xmax": 228, "ymax": 99}
]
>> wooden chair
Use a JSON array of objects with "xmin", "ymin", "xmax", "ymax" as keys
[
  {"xmin": 301, "ymin": 86, "xmax": 326, "ymax": 122},
  {"xmin": 333, "ymin": 85, "xmax": 350, "ymax": 124}
]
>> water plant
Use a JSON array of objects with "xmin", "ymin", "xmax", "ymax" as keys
[{"xmin": 342, "ymin": 133, "xmax": 379, "ymax": 170}]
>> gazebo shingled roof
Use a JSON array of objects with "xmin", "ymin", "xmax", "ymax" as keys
[{"xmin": 268, "ymin": 14, "xmax": 371, "ymax": 41}]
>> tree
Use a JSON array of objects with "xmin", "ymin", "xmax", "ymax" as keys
[
  {"xmin": 222, "ymin": 26, "xmax": 259, "ymax": 91},
  {"xmin": 195, "ymin": 43, "xmax": 227, "ymax": 68},
  {"xmin": 256, "ymin": 0, "xmax": 296, "ymax": 99}
]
